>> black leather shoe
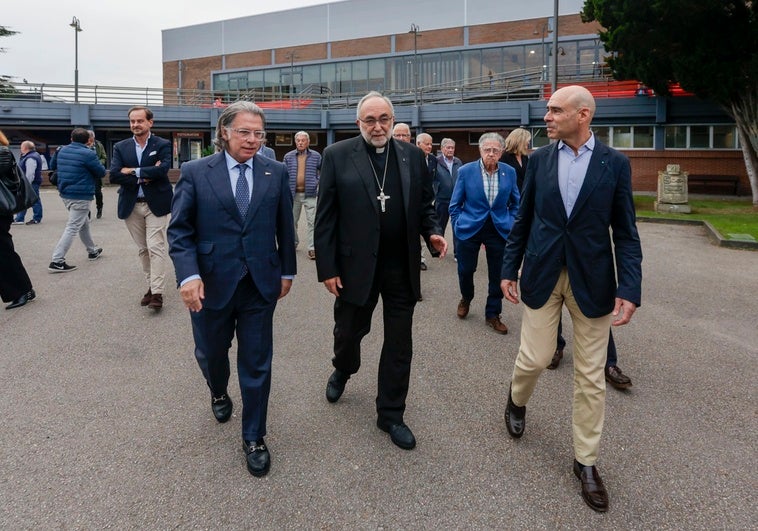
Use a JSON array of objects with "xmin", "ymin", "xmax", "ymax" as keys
[
  {"xmin": 325, "ymin": 370, "xmax": 348, "ymax": 403},
  {"xmin": 547, "ymin": 348, "xmax": 563, "ymax": 370},
  {"xmin": 5, "ymin": 289, "xmax": 35, "ymax": 310},
  {"xmin": 211, "ymin": 393, "xmax": 233, "ymax": 423},
  {"xmin": 243, "ymin": 439, "xmax": 271, "ymax": 477},
  {"xmin": 377, "ymin": 419, "xmax": 416, "ymax": 450},
  {"xmin": 573, "ymin": 460, "xmax": 609, "ymax": 512},
  {"xmin": 504, "ymin": 385, "xmax": 525, "ymax": 438}
]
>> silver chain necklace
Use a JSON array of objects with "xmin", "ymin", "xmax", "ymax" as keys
[{"xmin": 368, "ymin": 147, "xmax": 390, "ymax": 212}]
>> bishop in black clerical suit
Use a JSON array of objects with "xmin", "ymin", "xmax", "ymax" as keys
[{"xmin": 314, "ymin": 92, "xmax": 447, "ymax": 450}]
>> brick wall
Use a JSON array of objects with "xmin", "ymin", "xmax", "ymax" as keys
[
  {"xmin": 395, "ymin": 28, "xmax": 464, "ymax": 52},
  {"xmin": 226, "ymin": 50, "xmax": 274, "ymax": 70},
  {"xmin": 332, "ymin": 36, "xmax": 392, "ymax": 58},
  {"xmin": 626, "ymin": 150, "xmax": 748, "ymax": 194}
]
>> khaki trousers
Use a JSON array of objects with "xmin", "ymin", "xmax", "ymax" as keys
[
  {"xmin": 511, "ymin": 268, "xmax": 611, "ymax": 465},
  {"xmin": 124, "ymin": 201, "xmax": 169, "ymax": 294}
]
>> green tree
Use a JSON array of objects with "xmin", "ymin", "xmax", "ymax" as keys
[
  {"xmin": 582, "ymin": 0, "xmax": 758, "ymax": 206},
  {"xmin": 0, "ymin": 25, "xmax": 20, "ymax": 95}
]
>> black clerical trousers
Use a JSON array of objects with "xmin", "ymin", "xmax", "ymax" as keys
[{"xmin": 331, "ymin": 262, "xmax": 415, "ymax": 424}]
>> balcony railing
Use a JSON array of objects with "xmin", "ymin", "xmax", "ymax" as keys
[{"xmin": 0, "ymin": 63, "xmax": 614, "ymax": 110}]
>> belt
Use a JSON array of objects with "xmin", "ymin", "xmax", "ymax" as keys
[{"xmin": 135, "ymin": 197, "xmax": 147, "ymax": 203}]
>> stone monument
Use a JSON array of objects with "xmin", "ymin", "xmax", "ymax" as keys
[{"xmin": 654, "ymin": 164, "xmax": 691, "ymax": 213}]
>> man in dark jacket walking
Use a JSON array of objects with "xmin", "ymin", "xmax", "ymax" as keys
[{"xmin": 48, "ymin": 128, "xmax": 105, "ymax": 272}]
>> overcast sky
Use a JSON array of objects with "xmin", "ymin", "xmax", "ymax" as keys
[{"xmin": 3, "ymin": 0, "xmax": 330, "ymax": 88}]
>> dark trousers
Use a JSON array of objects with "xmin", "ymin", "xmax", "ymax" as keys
[
  {"xmin": 14, "ymin": 182, "xmax": 43, "ymax": 222},
  {"xmin": 190, "ymin": 274, "xmax": 276, "ymax": 441},
  {"xmin": 557, "ymin": 320, "xmax": 618, "ymax": 367},
  {"xmin": 94, "ymin": 178, "xmax": 103, "ymax": 213},
  {"xmin": 435, "ymin": 199, "xmax": 450, "ymax": 237},
  {"xmin": 332, "ymin": 264, "xmax": 416, "ymax": 424},
  {"xmin": 455, "ymin": 217, "xmax": 506, "ymax": 318},
  {"xmin": 0, "ymin": 215, "xmax": 33, "ymax": 302}
]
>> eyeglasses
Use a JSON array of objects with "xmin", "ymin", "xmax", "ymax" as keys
[
  {"xmin": 359, "ymin": 116, "xmax": 393, "ymax": 127},
  {"xmin": 481, "ymin": 147, "xmax": 503, "ymax": 154},
  {"xmin": 226, "ymin": 127, "xmax": 267, "ymax": 140}
]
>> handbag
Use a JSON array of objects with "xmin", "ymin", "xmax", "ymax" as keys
[{"xmin": 0, "ymin": 147, "xmax": 39, "ymax": 215}]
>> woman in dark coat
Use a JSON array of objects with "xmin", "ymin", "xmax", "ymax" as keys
[
  {"xmin": 499, "ymin": 128, "xmax": 532, "ymax": 192},
  {"xmin": 0, "ymin": 130, "xmax": 35, "ymax": 309}
]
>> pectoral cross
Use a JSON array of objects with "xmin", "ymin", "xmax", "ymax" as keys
[{"xmin": 377, "ymin": 191, "xmax": 390, "ymax": 212}]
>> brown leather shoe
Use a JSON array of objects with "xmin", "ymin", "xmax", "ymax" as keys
[
  {"xmin": 485, "ymin": 315, "xmax": 508, "ymax": 334},
  {"xmin": 605, "ymin": 365, "xmax": 632, "ymax": 389},
  {"xmin": 140, "ymin": 289, "xmax": 153, "ymax": 306},
  {"xmin": 457, "ymin": 299, "xmax": 470, "ymax": 319},
  {"xmin": 547, "ymin": 348, "xmax": 564, "ymax": 370},
  {"xmin": 573, "ymin": 460, "xmax": 609, "ymax": 512},
  {"xmin": 147, "ymin": 293, "xmax": 163, "ymax": 310},
  {"xmin": 307, "ymin": 250, "xmax": 316, "ymax": 260}
]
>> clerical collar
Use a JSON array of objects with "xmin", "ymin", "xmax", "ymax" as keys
[{"xmin": 363, "ymin": 139, "xmax": 388, "ymax": 154}]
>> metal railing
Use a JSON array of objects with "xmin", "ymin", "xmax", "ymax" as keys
[{"xmin": 0, "ymin": 63, "xmax": 613, "ymax": 110}]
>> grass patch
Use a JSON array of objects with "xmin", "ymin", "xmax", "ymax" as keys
[{"xmin": 634, "ymin": 196, "xmax": 758, "ymax": 240}]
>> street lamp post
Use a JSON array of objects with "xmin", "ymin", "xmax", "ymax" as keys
[
  {"xmin": 70, "ymin": 16, "xmax": 82, "ymax": 103},
  {"xmin": 409, "ymin": 23, "xmax": 420, "ymax": 106},
  {"xmin": 551, "ymin": 0, "xmax": 559, "ymax": 94}
]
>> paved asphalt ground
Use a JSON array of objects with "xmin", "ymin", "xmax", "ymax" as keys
[{"xmin": 1, "ymin": 186, "xmax": 756, "ymax": 530}]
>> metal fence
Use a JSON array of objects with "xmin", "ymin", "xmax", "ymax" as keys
[{"xmin": 0, "ymin": 63, "xmax": 613, "ymax": 110}]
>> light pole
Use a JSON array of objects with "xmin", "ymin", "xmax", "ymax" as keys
[
  {"xmin": 551, "ymin": 0, "xmax": 559, "ymax": 94},
  {"xmin": 70, "ymin": 16, "xmax": 82, "ymax": 103},
  {"xmin": 285, "ymin": 50, "xmax": 298, "ymax": 107},
  {"xmin": 409, "ymin": 23, "xmax": 420, "ymax": 106}
]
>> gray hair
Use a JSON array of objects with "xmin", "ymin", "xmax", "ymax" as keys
[
  {"xmin": 356, "ymin": 91, "xmax": 395, "ymax": 120},
  {"xmin": 440, "ymin": 138, "xmax": 455, "ymax": 148},
  {"xmin": 214, "ymin": 101, "xmax": 267, "ymax": 152},
  {"xmin": 294, "ymin": 131, "xmax": 309, "ymax": 141},
  {"xmin": 21, "ymin": 140, "xmax": 36, "ymax": 151},
  {"xmin": 416, "ymin": 133, "xmax": 432, "ymax": 145},
  {"xmin": 87, "ymin": 129, "xmax": 95, "ymax": 139},
  {"xmin": 478, "ymin": 132, "xmax": 505, "ymax": 149}
]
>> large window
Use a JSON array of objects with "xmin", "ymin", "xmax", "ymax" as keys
[{"xmin": 665, "ymin": 125, "xmax": 740, "ymax": 149}]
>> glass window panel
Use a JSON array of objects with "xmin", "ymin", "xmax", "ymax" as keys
[
  {"xmin": 463, "ymin": 50, "xmax": 482, "ymax": 85},
  {"xmin": 503, "ymin": 45, "xmax": 523, "ymax": 74},
  {"xmin": 368, "ymin": 59, "xmax": 385, "ymax": 92},
  {"xmin": 592, "ymin": 126, "xmax": 610, "ymax": 145},
  {"xmin": 713, "ymin": 125, "xmax": 736, "ymax": 149},
  {"xmin": 690, "ymin": 125, "xmax": 709, "ymax": 148},
  {"xmin": 334, "ymin": 62, "xmax": 351, "ymax": 94},
  {"xmin": 352, "ymin": 60, "xmax": 368, "ymax": 93},
  {"xmin": 321, "ymin": 63, "xmax": 336, "ymax": 93},
  {"xmin": 214, "ymin": 74, "xmax": 229, "ymax": 91},
  {"xmin": 531, "ymin": 127, "xmax": 549, "ymax": 148},
  {"xmin": 247, "ymin": 70, "xmax": 264, "ymax": 90},
  {"xmin": 301, "ymin": 65, "xmax": 320, "ymax": 88},
  {"xmin": 481, "ymin": 48, "xmax": 502, "ymax": 85},
  {"xmin": 665, "ymin": 126, "xmax": 687, "ymax": 148},
  {"xmin": 613, "ymin": 126, "xmax": 632, "ymax": 148},
  {"xmin": 633, "ymin": 126, "xmax": 654, "ymax": 148}
]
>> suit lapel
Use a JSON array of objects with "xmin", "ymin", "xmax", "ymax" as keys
[
  {"xmin": 202, "ymin": 152, "xmax": 241, "ymax": 223},
  {"xmin": 350, "ymin": 138, "xmax": 380, "ymax": 215},
  {"xmin": 393, "ymin": 139, "xmax": 411, "ymax": 213},
  {"xmin": 545, "ymin": 143, "xmax": 568, "ymax": 223},
  {"xmin": 569, "ymin": 141, "xmax": 609, "ymax": 222},
  {"xmin": 248, "ymin": 154, "xmax": 274, "ymax": 224}
]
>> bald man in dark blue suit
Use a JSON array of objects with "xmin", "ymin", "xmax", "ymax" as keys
[{"xmin": 501, "ymin": 85, "xmax": 642, "ymax": 512}]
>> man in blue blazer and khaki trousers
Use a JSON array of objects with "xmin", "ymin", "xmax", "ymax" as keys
[
  {"xmin": 110, "ymin": 106, "xmax": 173, "ymax": 310},
  {"xmin": 501, "ymin": 85, "xmax": 642, "ymax": 512},
  {"xmin": 168, "ymin": 101, "xmax": 296, "ymax": 477}
]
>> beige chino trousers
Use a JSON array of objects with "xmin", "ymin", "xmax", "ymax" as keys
[
  {"xmin": 510, "ymin": 268, "xmax": 611, "ymax": 465},
  {"xmin": 124, "ymin": 201, "xmax": 170, "ymax": 295}
]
